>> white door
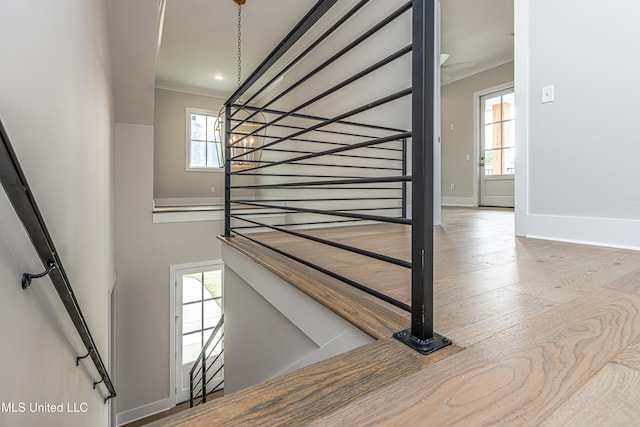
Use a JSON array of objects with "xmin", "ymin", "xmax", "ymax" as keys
[
  {"xmin": 479, "ymin": 89, "xmax": 515, "ymax": 207},
  {"xmin": 174, "ymin": 263, "xmax": 224, "ymax": 403}
]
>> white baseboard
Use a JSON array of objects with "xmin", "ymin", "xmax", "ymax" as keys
[
  {"xmin": 441, "ymin": 196, "xmax": 476, "ymax": 207},
  {"xmin": 116, "ymin": 397, "xmax": 174, "ymax": 426},
  {"xmin": 523, "ymin": 213, "xmax": 640, "ymax": 251}
]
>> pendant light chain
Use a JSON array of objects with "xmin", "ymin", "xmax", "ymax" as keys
[{"xmin": 237, "ymin": 2, "xmax": 242, "ymax": 87}]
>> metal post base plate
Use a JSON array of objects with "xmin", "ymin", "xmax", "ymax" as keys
[{"xmin": 393, "ymin": 329, "xmax": 451, "ymax": 355}]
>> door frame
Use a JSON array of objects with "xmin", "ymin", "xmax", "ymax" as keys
[
  {"xmin": 472, "ymin": 81, "xmax": 514, "ymax": 207},
  {"xmin": 169, "ymin": 260, "xmax": 224, "ymax": 404}
]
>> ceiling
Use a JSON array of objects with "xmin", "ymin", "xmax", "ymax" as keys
[
  {"xmin": 440, "ymin": 0, "xmax": 514, "ymax": 82},
  {"xmin": 156, "ymin": 0, "xmax": 514, "ymax": 98},
  {"xmin": 106, "ymin": 0, "xmax": 513, "ymax": 124},
  {"xmin": 156, "ymin": 0, "xmax": 317, "ymax": 97}
]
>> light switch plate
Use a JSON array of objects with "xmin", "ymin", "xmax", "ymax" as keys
[{"xmin": 542, "ymin": 85, "xmax": 555, "ymax": 103}]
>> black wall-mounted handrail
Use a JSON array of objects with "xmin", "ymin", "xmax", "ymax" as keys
[{"xmin": 0, "ymin": 119, "xmax": 116, "ymax": 402}]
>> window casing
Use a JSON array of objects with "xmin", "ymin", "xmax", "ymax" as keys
[{"xmin": 186, "ymin": 108, "xmax": 223, "ymax": 171}]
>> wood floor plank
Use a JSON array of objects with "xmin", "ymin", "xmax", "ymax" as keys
[
  {"xmin": 507, "ymin": 253, "xmax": 640, "ymax": 304},
  {"xmin": 219, "ymin": 236, "xmax": 409, "ymax": 339},
  {"xmin": 309, "ymin": 288, "xmax": 640, "ymax": 427},
  {"xmin": 614, "ymin": 334, "xmax": 640, "ymax": 372},
  {"xmin": 436, "ymin": 287, "xmax": 555, "ymax": 347},
  {"xmin": 606, "ymin": 268, "xmax": 640, "ymax": 296},
  {"xmin": 541, "ymin": 363, "xmax": 640, "ymax": 426},
  {"xmin": 149, "ymin": 338, "xmax": 461, "ymax": 427}
]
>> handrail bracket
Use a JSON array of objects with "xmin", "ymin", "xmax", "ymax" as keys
[{"xmin": 22, "ymin": 261, "xmax": 57, "ymax": 289}]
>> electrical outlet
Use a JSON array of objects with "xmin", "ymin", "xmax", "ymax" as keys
[
  {"xmin": 450, "ymin": 183, "xmax": 455, "ymax": 191},
  {"xmin": 542, "ymin": 85, "xmax": 555, "ymax": 103},
  {"xmin": 210, "ymin": 186, "xmax": 215, "ymax": 193}
]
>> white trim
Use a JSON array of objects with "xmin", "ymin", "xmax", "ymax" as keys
[
  {"xmin": 116, "ymin": 397, "xmax": 174, "ymax": 426},
  {"xmin": 109, "ymin": 277, "xmax": 117, "ymax": 427},
  {"xmin": 442, "ymin": 53, "xmax": 514, "ymax": 86},
  {"xmin": 156, "ymin": 81, "xmax": 229, "ymax": 99},
  {"xmin": 153, "ymin": 209, "xmax": 224, "ymax": 224},
  {"xmin": 152, "ymin": 209, "xmax": 285, "ymax": 224},
  {"xmin": 514, "ymin": 0, "xmax": 530, "ymax": 237},
  {"xmin": 441, "ymin": 196, "xmax": 476, "ymax": 207},
  {"xmin": 524, "ymin": 214, "xmax": 640, "ymax": 251},
  {"xmin": 155, "ymin": 197, "xmax": 224, "ymax": 207},
  {"xmin": 433, "ymin": 0, "xmax": 442, "ymax": 226},
  {"xmin": 473, "ymin": 81, "xmax": 514, "ymax": 207},
  {"xmin": 186, "ymin": 107, "xmax": 223, "ymax": 172}
]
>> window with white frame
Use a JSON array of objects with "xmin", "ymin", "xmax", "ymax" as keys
[{"xmin": 187, "ymin": 108, "xmax": 223, "ymax": 170}]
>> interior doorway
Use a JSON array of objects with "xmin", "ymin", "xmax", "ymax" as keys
[{"xmin": 171, "ymin": 261, "xmax": 224, "ymax": 404}]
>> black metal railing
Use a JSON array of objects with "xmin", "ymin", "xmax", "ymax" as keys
[
  {"xmin": 223, "ymin": 0, "xmax": 449, "ymax": 355},
  {"xmin": 190, "ymin": 315, "xmax": 224, "ymax": 408},
  {"xmin": 0, "ymin": 119, "xmax": 116, "ymax": 402}
]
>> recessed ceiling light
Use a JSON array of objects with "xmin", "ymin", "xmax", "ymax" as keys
[{"xmin": 214, "ymin": 74, "xmax": 224, "ymax": 81}]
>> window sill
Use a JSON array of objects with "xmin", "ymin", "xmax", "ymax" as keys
[{"xmin": 186, "ymin": 167, "xmax": 225, "ymax": 173}]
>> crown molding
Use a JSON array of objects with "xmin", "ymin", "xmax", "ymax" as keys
[{"xmin": 155, "ymin": 81, "xmax": 229, "ymax": 99}]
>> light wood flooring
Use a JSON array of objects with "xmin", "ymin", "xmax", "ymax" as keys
[
  {"xmin": 122, "ymin": 391, "xmax": 224, "ymax": 427},
  {"xmin": 149, "ymin": 207, "xmax": 640, "ymax": 426}
]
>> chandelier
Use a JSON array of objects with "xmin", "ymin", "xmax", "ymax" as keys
[{"xmin": 214, "ymin": 0, "xmax": 266, "ymax": 169}]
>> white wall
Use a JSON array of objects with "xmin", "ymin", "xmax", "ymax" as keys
[
  {"xmin": 0, "ymin": 1, "xmax": 115, "ymax": 426},
  {"xmin": 515, "ymin": 0, "xmax": 640, "ymax": 249},
  {"xmin": 154, "ymin": 89, "xmax": 226, "ymax": 199},
  {"xmin": 114, "ymin": 123, "xmax": 223, "ymax": 425}
]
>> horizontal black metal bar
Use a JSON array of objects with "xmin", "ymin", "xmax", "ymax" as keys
[
  {"xmin": 190, "ymin": 315, "xmax": 224, "ymax": 377},
  {"xmin": 192, "ymin": 385, "xmax": 203, "ymax": 398},
  {"xmin": 231, "ymin": 173, "xmax": 375, "ymax": 179},
  {"xmin": 232, "ymin": 215, "xmax": 410, "ymax": 268},
  {"xmin": 233, "ymin": 186, "xmax": 404, "ymax": 191},
  {"xmin": 232, "ymin": 218, "xmax": 364, "ymax": 230},
  {"xmin": 231, "ymin": 201, "xmax": 411, "ymax": 225},
  {"xmin": 233, "ymin": 0, "xmax": 371, "ymax": 118},
  {"xmin": 231, "ymin": 1, "xmax": 412, "ymax": 136},
  {"xmin": 232, "ymin": 45, "xmax": 412, "ymax": 143},
  {"xmin": 231, "ymin": 122, "xmax": 402, "ymax": 148},
  {"xmin": 205, "ymin": 337, "xmax": 223, "ymax": 361},
  {"xmin": 233, "ymin": 206, "xmax": 403, "ymax": 214},
  {"xmin": 274, "ymin": 162, "xmax": 402, "ymax": 172},
  {"xmin": 334, "ymin": 207, "xmax": 402, "ymax": 213},
  {"xmin": 262, "ymin": 147, "xmax": 401, "ymax": 163},
  {"xmin": 227, "ymin": 0, "xmax": 338, "ymax": 105},
  {"xmin": 231, "ymin": 210, "xmax": 296, "ymax": 216},
  {"xmin": 192, "ymin": 365, "xmax": 203, "ymax": 381},
  {"xmin": 240, "ymin": 104, "xmax": 407, "ymax": 135},
  {"xmin": 205, "ymin": 348, "xmax": 224, "ymax": 371},
  {"xmin": 229, "ymin": 231, "xmax": 411, "ymax": 312},
  {"xmin": 227, "ymin": 158, "xmax": 401, "ymax": 170},
  {"xmin": 231, "ymin": 175, "xmax": 410, "ymax": 189},
  {"xmin": 205, "ymin": 366, "xmax": 224, "ymax": 387},
  {"xmin": 0, "ymin": 119, "xmax": 116, "ymax": 400},
  {"xmin": 211, "ymin": 379, "xmax": 224, "ymax": 392},
  {"xmin": 233, "ymin": 197, "xmax": 402, "ymax": 203},
  {"xmin": 230, "ymin": 88, "xmax": 412, "ymax": 161},
  {"xmin": 233, "ymin": 132, "xmax": 411, "ymax": 175}
]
